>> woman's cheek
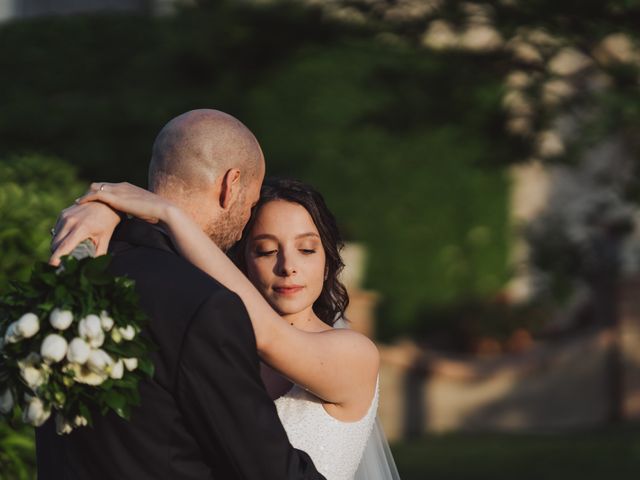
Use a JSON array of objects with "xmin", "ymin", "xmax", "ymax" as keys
[
  {"xmin": 309, "ymin": 260, "xmax": 326, "ymax": 299},
  {"xmin": 246, "ymin": 262, "xmax": 271, "ymax": 295}
]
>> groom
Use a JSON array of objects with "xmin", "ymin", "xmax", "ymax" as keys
[{"xmin": 39, "ymin": 110, "xmax": 325, "ymax": 479}]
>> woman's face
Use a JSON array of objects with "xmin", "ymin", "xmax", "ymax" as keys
[{"xmin": 244, "ymin": 200, "xmax": 326, "ymax": 317}]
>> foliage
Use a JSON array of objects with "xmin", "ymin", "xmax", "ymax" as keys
[
  {"xmin": 244, "ymin": 43, "xmax": 513, "ymax": 336},
  {"xmin": 0, "ymin": 2, "xmax": 513, "ymax": 338},
  {"xmin": 306, "ymin": 1, "xmax": 640, "ymax": 307},
  {"xmin": 0, "ymin": 1, "xmax": 361, "ymax": 185},
  {"xmin": 0, "ymin": 420, "xmax": 35, "ymax": 480},
  {"xmin": 0, "ymin": 155, "xmax": 85, "ymax": 289}
]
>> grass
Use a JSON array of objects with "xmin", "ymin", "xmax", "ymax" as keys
[
  {"xmin": 3, "ymin": 423, "xmax": 639, "ymax": 479},
  {"xmin": 391, "ymin": 426, "xmax": 640, "ymax": 480}
]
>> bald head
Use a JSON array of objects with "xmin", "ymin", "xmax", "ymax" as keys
[
  {"xmin": 147, "ymin": 109, "xmax": 265, "ymax": 250},
  {"xmin": 148, "ymin": 109, "xmax": 264, "ymax": 194}
]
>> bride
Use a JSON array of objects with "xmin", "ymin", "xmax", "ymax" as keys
[{"xmin": 52, "ymin": 177, "xmax": 400, "ymax": 480}]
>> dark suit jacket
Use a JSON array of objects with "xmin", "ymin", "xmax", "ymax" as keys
[{"xmin": 36, "ymin": 219, "xmax": 324, "ymax": 480}]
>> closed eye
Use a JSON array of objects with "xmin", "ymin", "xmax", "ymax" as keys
[
  {"xmin": 256, "ymin": 250, "xmax": 277, "ymax": 257},
  {"xmin": 300, "ymin": 249, "xmax": 316, "ymax": 254}
]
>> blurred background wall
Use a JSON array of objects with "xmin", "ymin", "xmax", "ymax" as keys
[{"xmin": 1, "ymin": 1, "xmax": 640, "ymax": 478}]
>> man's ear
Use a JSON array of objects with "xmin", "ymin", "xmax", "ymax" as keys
[{"xmin": 219, "ymin": 168, "xmax": 241, "ymax": 210}]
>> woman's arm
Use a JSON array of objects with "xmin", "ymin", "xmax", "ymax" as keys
[{"xmin": 70, "ymin": 183, "xmax": 379, "ymax": 408}]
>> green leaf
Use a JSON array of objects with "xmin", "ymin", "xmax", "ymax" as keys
[
  {"xmin": 39, "ymin": 273, "xmax": 57, "ymax": 287},
  {"xmin": 88, "ymin": 273, "xmax": 112, "ymax": 286},
  {"xmin": 53, "ymin": 285, "xmax": 67, "ymax": 303},
  {"xmin": 103, "ymin": 391, "xmax": 125, "ymax": 411},
  {"xmin": 78, "ymin": 403, "xmax": 93, "ymax": 427},
  {"xmin": 82, "ymin": 256, "xmax": 112, "ymax": 281},
  {"xmin": 114, "ymin": 404, "xmax": 130, "ymax": 420},
  {"xmin": 62, "ymin": 258, "xmax": 79, "ymax": 275},
  {"xmin": 138, "ymin": 358, "xmax": 154, "ymax": 378}
]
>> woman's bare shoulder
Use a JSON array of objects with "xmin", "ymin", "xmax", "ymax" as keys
[{"xmin": 321, "ymin": 328, "xmax": 380, "ymax": 377}]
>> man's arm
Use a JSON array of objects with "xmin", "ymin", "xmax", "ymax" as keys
[{"xmin": 176, "ymin": 289, "xmax": 325, "ymax": 480}]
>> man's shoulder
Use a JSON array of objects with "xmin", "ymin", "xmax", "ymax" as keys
[
  {"xmin": 107, "ymin": 243, "xmax": 252, "ymax": 363},
  {"xmin": 108, "ymin": 243, "xmax": 229, "ymax": 306}
]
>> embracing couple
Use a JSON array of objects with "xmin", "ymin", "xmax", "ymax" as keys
[{"xmin": 37, "ymin": 109, "xmax": 400, "ymax": 480}]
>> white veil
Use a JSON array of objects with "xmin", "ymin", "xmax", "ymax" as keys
[
  {"xmin": 354, "ymin": 417, "xmax": 402, "ymax": 480},
  {"xmin": 333, "ymin": 318, "xmax": 401, "ymax": 479}
]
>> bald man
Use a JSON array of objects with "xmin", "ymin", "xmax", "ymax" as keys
[{"xmin": 37, "ymin": 110, "xmax": 325, "ymax": 480}]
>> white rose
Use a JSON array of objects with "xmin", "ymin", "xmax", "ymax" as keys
[
  {"xmin": 20, "ymin": 366, "xmax": 46, "ymax": 390},
  {"xmin": 123, "ymin": 358, "xmax": 138, "ymax": 372},
  {"xmin": 66, "ymin": 338, "xmax": 91, "ymax": 364},
  {"xmin": 110, "ymin": 359, "xmax": 124, "ymax": 380},
  {"xmin": 78, "ymin": 315, "xmax": 102, "ymax": 338},
  {"xmin": 18, "ymin": 353, "xmax": 48, "ymax": 390},
  {"xmin": 16, "ymin": 313, "xmax": 40, "ymax": 339},
  {"xmin": 41, "ymin": 334, "xmax": 68, "ymax": 364},
  {"xmin": 55, "ymin": 412, "xmax": 73, "ymax": 435},
  {"xmin": 119, "ymin": 325, "xmax": 136, "ymax": 341},
  {"xmin": 0, "ymin": 389, "xmax": 13, "ymax": 415},
  {"xmin": 87, "ymin": 329, "xmax": 105, "ymax": 349},
  {"xmin": 49, "ymin": 308, "xmax": 73, "ymax": 330},
  {"xmin": 5, "ymin": 315, "xmax": 38, "ymax": 343},
  {"xmin": 22, "ymin": 395, "xmax": 51, "ymax": 427},
  {"xmin": 100, "ymin": 311, "xmax": 114, "ymax": 332},
  {"xmin": 111, "ymin": 328, "xmax": 122, "ymax": 344},
  {"xmin": 78, "ymin": 315, "xmax": 105, "ymax": 348},
  {"xmin": 4, "ymin": 322, "xmax": 21, "ymax": 344},
  {"xmin": 73, "ymin": 415, "xmax": 88, "ymax": 427},
  {"xmin": 87, "ymin": 349, "xmax": 113, "ymax": 374},
  {"xmin": 66, "ymin": 362, "xmax": 107, "ymax": 386}
]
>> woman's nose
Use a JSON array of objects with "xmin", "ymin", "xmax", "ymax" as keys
[{"xmin": 276, "ymin": 252, "xmax": 296, "ymax": 276}]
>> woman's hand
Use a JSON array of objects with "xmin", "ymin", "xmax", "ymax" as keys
[
  {"xmin": 76, "ymin": 182, "xmax": 175, "ymax": 224},
  {"xmin": 50, "ymin": 182, "xmax": 177, "ymax": 266},
  {"xmin": 49, "ymin": 202, "xmax": 121, "ymax": 266}
]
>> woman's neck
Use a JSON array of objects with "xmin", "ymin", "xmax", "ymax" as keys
[{"xmin": 282, "ymin": 308, "xmax": 328, "ymax": 332}]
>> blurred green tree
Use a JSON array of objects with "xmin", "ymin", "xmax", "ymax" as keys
[
  {"xmin": 0, "ymin": 155, "xmax": 81, "ymax": 479},
  {"xmin": 0, "ymin": 1, "xmax": 515, "ymax": 338},
  {"xmin": 0, "ymin": 155, "xmax": 85, "ymax": 288},
  {"xmin": 0, "ymin": 420, "xmax": 35, "ymax": 480}
]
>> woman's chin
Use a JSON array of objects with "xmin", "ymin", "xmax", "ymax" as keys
[{"xmin": 268, "ymin": 300, "xmax": 311, "ymax": 318}]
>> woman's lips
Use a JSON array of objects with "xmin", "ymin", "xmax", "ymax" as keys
[{"xmin": 273, "ymin": 286, "xmax": 304, "ymax": 296}]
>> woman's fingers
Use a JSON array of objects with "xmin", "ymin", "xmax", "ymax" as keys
[
  {"xmin": 49, "ymin": 202, "xmax": 122, "ymax": 264},
  {"xmin": 89, "ymin": 182, "xmax": 115, "ymax": 193},
  {"xmin": 94, "ymin": 235, "xmax": 111, "ymax": 256},
  {"xmin": 78, "ymin": 182, "xmax": 164, "ymax": 223},
  {"xmin": 51, "ymin": 206, "xmax": 81, "ymax": 252},
  {"xmin": 77, "ymin": 191, "xmax": 124, "ymax": 213},
  {"xmin": 49, "ymin": 229, "xmax": 89, "ymax": 266},
  {"xmin": 79, "ymin": 183, "xmax": 130, "ymax": 206},
  {"xmin": 78, "ymin": 182, "xmax": 120, "ymax": 205},
  {"xmin": 76, "ymin": 192, "xmax": 103, "ymax": 204}
]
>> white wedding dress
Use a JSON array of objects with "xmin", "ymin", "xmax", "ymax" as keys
[
  {"xmin": 274, "ymin": 320, "xmax": 401, "ymax": 480},
  {"xmin": 275, "ymin": 379, "xmax": 379, "ymax": 480}
]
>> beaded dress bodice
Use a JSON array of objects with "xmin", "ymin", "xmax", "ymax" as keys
[{"xmin": 274, "ymin": 380, "xmax": 378, "ymax": 480}]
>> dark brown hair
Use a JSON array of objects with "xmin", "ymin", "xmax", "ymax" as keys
[{"xmin": 232, "ymin": 177, "xmax": 349, "ymax": 326}]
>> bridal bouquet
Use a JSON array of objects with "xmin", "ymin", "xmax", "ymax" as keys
[{"xmin": 0, "ymin": 245, "xmax": 154, "ymax": 434}]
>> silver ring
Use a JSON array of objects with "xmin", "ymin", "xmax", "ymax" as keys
[{"xmin": 99, "ymin": 184, "xmax": 105, "ymax": 192}]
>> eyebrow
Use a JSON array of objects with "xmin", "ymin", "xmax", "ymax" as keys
[{"xmin": 252, "ymin": 232, "xmax": 320, "ymax": 241}]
